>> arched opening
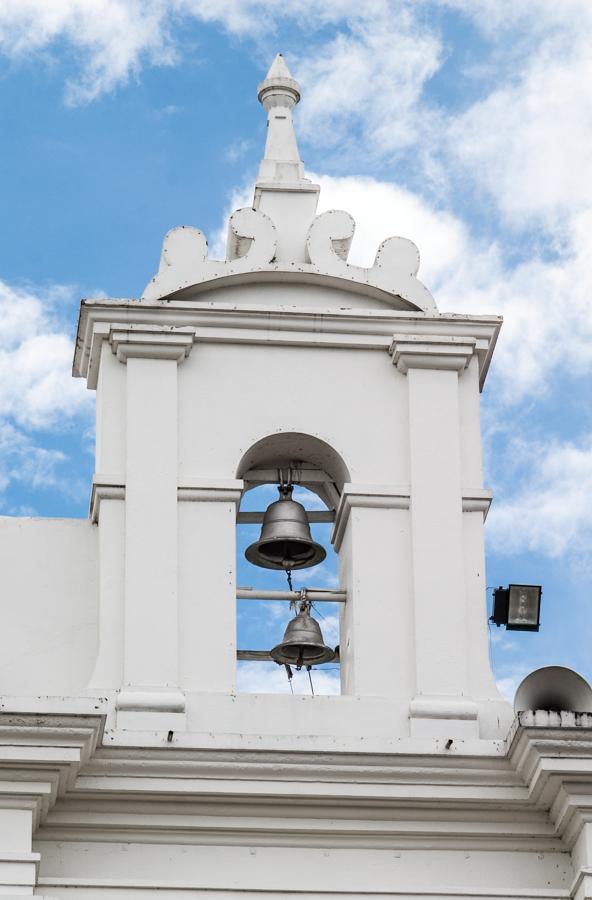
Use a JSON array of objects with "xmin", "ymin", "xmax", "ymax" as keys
[{"xmin": 235, "ymin": 433, "xmax": 350, "ymax": 696}]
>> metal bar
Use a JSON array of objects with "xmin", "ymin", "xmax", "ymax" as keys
[
  {"xmin": 236, "ymin": 588, "xmax": 346, "ymax": 602},
  {"xmin": 237, "ymin": 648, "xmax": 341, "ymax": 662},
  {"xmin": 237, "ymin": 650, "xmax": 273, "ymax": 661},
  {"xmin": 243, "ymin": 467, "xmax": 331, "ymax": 484},
  {"xmin": 237, "ymin": 510, "xmax": 335, "ymax": 524}
]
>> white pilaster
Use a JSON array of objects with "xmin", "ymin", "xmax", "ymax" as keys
[
  {"xmin": 178, "ymin": 481, "xmax": 243, "ymax": 694},
  {"xmin": 88, "ymin": 480, "xmax": 125, "ymax": 691},
  {"xmin": 391, "ymin": 334, "xmax": 479, "ymax": 737},
  {"xmin": 333, "ymin": 485, "xmax": 413, "ymax": 711},
  {"xmin": 110, "ymin": 325, "xmax": 194, "ymax": 729}
]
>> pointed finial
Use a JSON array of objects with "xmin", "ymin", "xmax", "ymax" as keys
[
  {"xmin": 253, "ymin": 53, "xmax": 319, "ymax": 256},
  {"xmin": 257, "ymin": 53, "xmax": 301, "ymax": 111}
]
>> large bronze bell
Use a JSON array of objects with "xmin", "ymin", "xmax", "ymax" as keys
[
  {"xmin": 270, "ymin": 601, "xmax": 335, "ymax": 668},
  {"xmin": 245, "ymin": 484, "xmax": 326, "ymax": 571}
]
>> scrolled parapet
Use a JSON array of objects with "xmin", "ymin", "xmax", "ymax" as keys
[
  {"xmin": 141, "ymin": 204, "xmax": 437, "ymax": 312},
  {"xmin": 306, "ymin": 209, "xmax": 436, "ymax": 312},
  {"xmin": 142, "ymin": 208, "xmax": 277, "ymax": 301}
]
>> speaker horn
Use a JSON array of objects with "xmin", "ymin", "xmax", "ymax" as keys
[{"xmin": 514, "ymin": 665, "xmax": 592, "ymax": 714}]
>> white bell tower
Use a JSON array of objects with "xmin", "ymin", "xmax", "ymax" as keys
[
  {"xmin": 3, "ymin": 53, "xmax": 592, "ymax": 900},
  {"xmin": 73, "ymin": 53, "xmax": 510, "ymax": 741}
]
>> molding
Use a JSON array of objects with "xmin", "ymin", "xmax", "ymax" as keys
[
  {"xmin": 507, "ymin": 716, "xmax": 592, "ymax": 848},
  {"xmin": 462, "ymin": 489, "xmax": 493, "ymax": 518},
  {"xmin": 84, "ymin": 322, "xmax": 195, "ymax": 389},
  {"xmin": 116, "ymin": 688, "xmax": 186, "ymax": 714},
  {"xmin": 89, "ymin": 475, "xmax": 125, "ymax": 523},
  {"xmin": 390, "ymin": 333, "xmax": 477, "ymax": 374},
  {"xmin": 89, "ymin": 477, "xmax": 244, "ymax": 520},
  {"xmin": 410, "ymin": 697, "xmax": 479, "ymax": 721},
  {"xmin": 110, "ymin": 323, "xmax": 195, "ymax": 363},
  {"xmin": 89, "ymin": 477, "xmax": 491, "ymax": 525},
  {"xmin": 177, "ymin": 478, "xmax": 244, "ymax": 505},
  {"xmin": 332, "ymin": 483, "xmax": 411, "ymax": 551},
  {"xmin": 333, "ymin": 486, "xmax": 494, "ymax": 546},
  {"xmin": 0, "ymin": 713, "xmax": 104, "ymax": 829},
  {"xmin": 35, "ymin": 878, "xmax": 571, "ymax": 897},
  {"xmin": 74, "ymin": 302, "xmax": 501, "ymax": 391}
]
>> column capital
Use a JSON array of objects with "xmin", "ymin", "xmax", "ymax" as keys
[
  {"xmin": 109, "ymin": 324, "xmax": 195, "ymax": 364},
  {"xmin": 390, "ymin": 333, "xmax": 476, "ymax": 374}
]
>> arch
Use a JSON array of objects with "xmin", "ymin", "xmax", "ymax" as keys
[{"xmin": 236, "ymin": 432, "xmax": 350, "ymax": 512}]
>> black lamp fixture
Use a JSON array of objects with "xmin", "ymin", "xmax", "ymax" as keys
[{"xmin": 490, "ymin": 584, "xmax": 542, "ymax": 632}]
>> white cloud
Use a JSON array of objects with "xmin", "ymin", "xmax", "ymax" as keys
[
  {"xmin": 295, "ymin": 10, "xmax": 441, "ymax": 157},
  {"xmin": 237, "ymin": 659, "xmax": 340, "ymax": 694},
  {"xmin": 0, "ymin": 0, "xmax": 385, "ymax": 105},
  {"xmin": 0, "ymin": 0, "xmax": 178, "ymax": 105},
  {"xmin": 486, "ymin": 436, "xmax": 592, "ymax": 560},
  {"xmin": 447, "ymin": 38, "xmax": 592, "ymax": 230},
  {"xmin": 495, "ymin": 668, "xmax": 525, "ymax": 705},
  {"xmin": 0, "ymin": 278, "xmax": 92, "ymax": 504},
  {"xmin": 0, "ymin": 280, "xmax": 91, "ymax": 429},
  {"xmin": 434, "ymin": 0, "xmax": 592, "ymax": 41},
  {"xmin": 0, "ymin": 421, "xmax": 67, "ymax": 495}
]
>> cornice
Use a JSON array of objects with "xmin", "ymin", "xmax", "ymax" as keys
[
  {"xmin": 74, "ymin": 300, "xmax": 502, "ymax": 391},
  {"xmin": 506, "ymin": 714, "xmax": 592, "ymax": 849},
  {"xmin": 32, "ymin": 735, "xmax": 558, "ymax": 853},
  {"xmin": 0, "ymin": 713, "xmax": 105, "ymax": 829},
  {"xmin": 0, "ymin": 707, "xmax": 588, "ymax": 856},
  {"xmin": 0, "ymin": 708, "xmax": 588, "ymax": 859}
]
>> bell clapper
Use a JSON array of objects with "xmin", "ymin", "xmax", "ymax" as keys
[{"xmin": 284, "ymin": 663, "xmax": 294, "ymax": 694}]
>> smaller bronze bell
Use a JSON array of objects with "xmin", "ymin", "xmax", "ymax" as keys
[
  {"xmin": 245, "ymin": 484, "xmax": 326, "ymax": 571},
  {"xmin": 270, "ymin": 602, "xmax": 335, "ymax": 668}
]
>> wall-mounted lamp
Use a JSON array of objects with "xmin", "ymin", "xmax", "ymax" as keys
[{"xmin": 490, "ymin": 584, "xmax": 542, "ymax": 631}]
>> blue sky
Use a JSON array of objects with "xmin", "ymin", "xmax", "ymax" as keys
[{"xmin": 0, "ymin": 1, "xmax": 590, "ymax": 698}]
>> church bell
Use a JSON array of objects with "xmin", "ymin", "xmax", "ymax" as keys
[
  {"xmin": 245, "ymin": 484, "xmax": 326, "ymax": 571},
  {"xmin": 270, "ymin": 600, "xmax": 335, "ymax": 668}
]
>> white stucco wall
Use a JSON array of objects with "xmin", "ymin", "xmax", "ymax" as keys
[{"xmin": 0, "ymin": 516, "xmax": 98, "ymax": 695}]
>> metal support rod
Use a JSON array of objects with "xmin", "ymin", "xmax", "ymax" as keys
[
  {"xmin": 237, "ymin": 648, "xmax": 340, "ymax": 662},
  {"xmin": 237, "ymin": 650, "xmax": 273, "ymax": 661},
  {"xmin": 236, "ymin": 588, "xmax": 346, "ymax": 603}
]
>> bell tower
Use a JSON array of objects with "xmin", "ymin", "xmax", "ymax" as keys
[{"xmin": 73, "ymin": 53, "xmax": 510, "ymax": 741}]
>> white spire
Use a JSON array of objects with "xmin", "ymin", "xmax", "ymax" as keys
[
  {"xmin": 253, "ymin": 53, "xmax": 320, "ymax": 264},
  {"xmin": 256, "ymin": 53, "xmax": 306, "ymax": 185}
]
